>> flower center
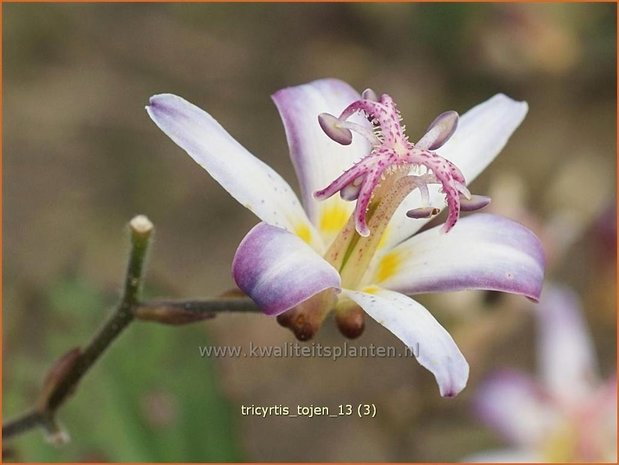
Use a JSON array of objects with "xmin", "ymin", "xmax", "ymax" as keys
[{"xmin": 315, "ymin": 89, "xmax": 491, "ymax": 289}]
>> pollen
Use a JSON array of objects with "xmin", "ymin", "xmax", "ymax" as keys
[
  {"xmin": 375, "ymin": 251, "xmax": 401, "ymax": 282},
  {"xmin": 319, "ymin": 203, "xmax": 350, "ymax": 234}
]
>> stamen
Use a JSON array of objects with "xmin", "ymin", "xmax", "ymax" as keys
[
  {"xmin": 340, "ymin": 175, "xmax": 365, "ymax": 201},
  {"xmin": 407, "ymin": 207, "xmax": 440, "ymax": 219},
  {"xmin": 455, "ymin": 181, "xmax": 471, "ymax": 200},
  {"xmin": 460, "ymin": 194, "xmax": 492, "ymax": 212},
  {"xmin": 337, "ymin": 120, "xmax": 381, "ymax": 145},
  {"xmin": 318, "ymin": 113, "xmax": 353, "ymax": 145},
  {"xmin": 361, "ymin": 88, "xmax": 378, "ymax": 101},
  {"xmin": 315, "ymin": 91, "xmax": 477, "ymax": 237},
  {"xmin": 415, "ymin": 111, "xmax": 459, "ymax": 151}
]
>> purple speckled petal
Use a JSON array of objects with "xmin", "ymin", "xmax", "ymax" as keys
[
  {"xmin": 232, "ymin": 222, "xmax": 341, "ymax": 316},
  {"xmin": 536, "ymin": 284, "xmax": 599, "ymax": 404},
  {"xmin": 382, "ymin": 94, "xmax": 528, "ymax": 251},
  {"xmin": 273, "ymin": 79, "xmax": 372, "ymax": 243},
  {"xmin": 146, "ymin": 94, "xmax": 319, "ymax": 246},
  {"xmin": 371, "ymin": 214, "xmax": 544, "ymax": 301},
  {"xmin": 474, "ymin": 369, "xmax": 558, "ymax": 447},
  {"xmin": 344, "ymin": 288, "xmax": 469, "ymax": 397}
]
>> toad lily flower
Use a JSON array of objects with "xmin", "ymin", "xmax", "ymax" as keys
[
  {"xmin": 470, "ymin": 285, "xmax": 616, "ymax": 462},
  {"xmin": 146, "ymin": 78, "xmax": 544, "ymax": 397}
]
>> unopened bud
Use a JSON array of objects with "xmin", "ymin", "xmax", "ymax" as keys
[
  {"xmin": 335, "ymin": 304, "xmax": 365, "ymax": 339},
  {"xmin": 276, "ymin": 289, "xmax": 335, "ymax": 341},
  {"xmin": 416, "ymin": 111, "xmax": 459, "ymax": 151},
  {"xmin": 37, "ymin": 347, "xmax": 82, "ymax": 411},
  {"xmin": 459, "ymin": 194, "xmax": 491, "ymax": 212},
  {"xmin": 318, "ymin": 113, "xmax": 353, "ymax": 145}
]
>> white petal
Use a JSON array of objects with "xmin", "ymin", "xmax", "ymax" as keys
[
  {"xmin": 344, "ymin": 287, "xmax": 469, "ymax": 397},
  {"xmin": 440, "ymin": 94, "xmax": 529, "ymax": 183},
  {"xmin": 536, "ymin": 284, "xmax": 599, "ymax": 404},
  {"xmin": 272, "ymin": 79, "xmax": 372, "ymax": 244},
  {"xmin": 382, "ymin": 94, "xmax": 528, "ymax": 250},
  {"xmin": 147, "ymin": 94, "xmax": 320, "ymax": 247},
  {"xmin": 474, "ymin": 369, "xmax": 559, "ymax": 447},
  {"xmin": 369, "ymin": 214, "xmax": 544, "ymax": 301}
]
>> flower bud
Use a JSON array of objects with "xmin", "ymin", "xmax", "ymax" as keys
[
  {"xmin": 335, "ymin": 303, "xmax": 365, "ymax": 339},
  {"xmin": 37, "ymin": 347, "xmax": 82, "ymax": 411},
  {"xmin": 276, "ymin": 289, "xmax": 336, "ymax": 341}
]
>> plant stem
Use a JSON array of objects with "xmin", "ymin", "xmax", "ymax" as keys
[
  {"xmin": 44, "ymin": 216, "xmax": 153, "ymax": 412},
  {"xmin": 2, "ymin": 216, "xmax": 266, "ymax": 443},
  {"xmin": 2, "ymin": 411, "xmax": 44, "ymax": 439},
  {"xmin": 137, "ymin": 297, "xmax": 259, "ymax": 315}
]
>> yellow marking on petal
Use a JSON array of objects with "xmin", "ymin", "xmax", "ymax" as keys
[
  {"xmin": 363, "ymin": 285, "xmax": 381, "ymax": 295},
  {"xmin": 319, "ymin": 203, "xmax": 350, "ymax": 235},
  {"xmin": 375, "ymin": 251, "xmax": 401, "ymax": 283},
  {"xmin": 294, "ymin": 223, "xmax": 312, "ymax": 245}
]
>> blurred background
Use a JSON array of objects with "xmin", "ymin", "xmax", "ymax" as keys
[{"xmin": 3, "ymin": 3, "xmax": 616, "ymax": 462}]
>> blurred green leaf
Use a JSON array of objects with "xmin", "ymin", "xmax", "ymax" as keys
[{"xmin": 5, "ymin": 274, "xmax": 241, "ymax": 461}]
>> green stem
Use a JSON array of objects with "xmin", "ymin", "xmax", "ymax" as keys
[
  {"xmin": 2, "ymin": 216, "xmax": 264, "ymax": 443},
  {"xmin": 45, "ymin": 216, "xmax": 153, "ymax": 412}
]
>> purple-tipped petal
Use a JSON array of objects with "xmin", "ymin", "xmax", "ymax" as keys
[
  {"xmin": 146, "ymin": 94, "xmax": 317, "ymax": 243},
  {"xmin": 345, "ymin": 288, "xmax": 469, "ymax": 397},
  {"xmin": 536, "ymin": 284, "xmax": 599, "ymax": 404},
  {"xmin": 273, "ymin": 79, "xmax": 372, "ymax": 242},
  {"xmin": 381, "ymin": 94, "xmax": 528, "ymax": 251},
  {"xmin": 474, "ymin": 369, "xmax": 558, "ymax": 447},
  {"xmin": 232, "ymin": 222, "xmax": 341, "ymax": 316},
  {"xmin": 371, "ymin": 214, "xmax": 545, "ymax": 301}
]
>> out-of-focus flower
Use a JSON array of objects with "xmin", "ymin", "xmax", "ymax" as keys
[
  {"xmin": 470, "ymin": 285, "xmax": 617, "ymax": 462},
  {"xmin": 147, "ymin": 78, "xmax": 544, "ymax": 397},
  {"xmin": 478, "ymin": 5, "xmax": 581, "ymax": 78}
]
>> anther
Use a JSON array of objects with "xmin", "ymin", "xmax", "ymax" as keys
[
  {"xmin": 415, "ymin": 111, "xmax": 459, "ymax": 151},
  {"xmin": 318, "ymin": 113, "xmax": 353, "ymax": 145},
  {"xmin": 406, "ymin": 207, "xmax": 440, "ymax": 219},
  {"xmin": 339, "ymin": 175, "xmax": 365, "ymax": 201},
  {"xmin": 459, "ymin": 195, "xmax": 491, "ymax": 212},
  {"xmin": 361, "ymin": 88, "xmax": 378, "ymax": 102}
]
